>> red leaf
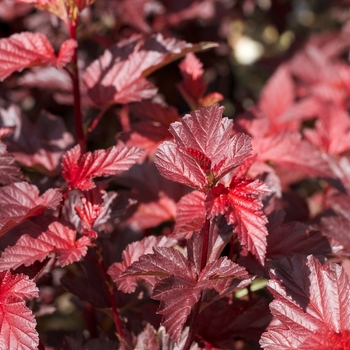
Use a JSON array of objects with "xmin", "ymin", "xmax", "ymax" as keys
[
  {"xmin": 304, "ymin": 103, "xmax": 350, "ymax": 155},
  {"xmin": 123, "ymin": 247, "xmax": 251, "ymax": 343},
  {"xmin": 115, "ymin": 0, "xmax": 152, "ymax": 33},
  {"xmin": 198, "ymin": 298, "xmax": 271, "ymax": 347},
  {"xmin": 0, "ymin": 141, "xmax": 24, "ymax": 185},
  {"xmin": 0, "ymin": 105, "xmax": 74, "ymax": 175},
  {"xmin": 108, "ymin": 236, "xmax": 177, "ymax": 293},
  {"xmin": 0, "ymin": 271, "xmax": 39, "ymax": 350},
  {"xmin": 0, "ymin": 32, "xmax": 76, "ymax": 81},
  {"xmin": 115, "ymin": 162, "xmax": 190, "ymax": 230},
  {"xmin": 206, "ymin": 176, "xmax": 270, "ymax": 264},
  {"xmin": 0, "ymin": 216, "xmax": 90, "ymax": 271},
  {"xmin": 62, "ymin": 143, "xmax": 143, "ymax": 191},
  {"xmin": 0, "ymin": 182, "xmax": 62, "ymax": 236},
  {"xmin": 177, "ymin": 53, "xmax": 207, "ymax": 108},
  {"xmin": 155, "ymin": 104, "xmax": 252, "ymax": 191},
  {"xmin": 258, "ymin": 65, "xmax": 294, "ymax": 123},
  {"xmin": 252, "ymin": 131, "xmax": 333, "ymax": 178},
  {"xmin": 260, "ymin": 255, "xmax": 350, "ymax": 349},
  {"xmin": 265, "ymin": 211, "xmax": 331, "ymax": 260},
  {"xmin": 13, "ymin": 0, "xmax": 68, "ymax": 21},
  {"xmin": 122, "ymin": 101, "xmax": 181, "ymax": 157},
  {"xmin": 83, "ymin": 34, "xmax": 216, "ymax": 108},
  {"xmin": 173, "ymin": 190, "xmax": 206, "ymax": 239}
]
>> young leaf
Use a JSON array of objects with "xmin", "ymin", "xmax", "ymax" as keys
[
  {"xmin": 0, "ymin": 182, "xmax": 62, "ymax": 236},
  {"xmin": 155, "ymin": 104, "xmax": 252, "ymax": 191},
  {"xmin": 0, "ymin": 216, "xmax": 90, "ymax": 271},
  {"xmin": 0, "ymin": 271, "xmax": 39, "ymax": 350},
  {"xmin": 0, "ymin": 32, "xmax": 77, "ymax": 81},
  {"xmin": 62, "ymin": 143, "xmax": 143, "ymax": 191},
  {"xmin": 206, "ymin": 176, "xmax": 270, "ymax": 264},
  {"xmin": 260, "ymin": 255, "xmax": 350, "ymax": 350}
]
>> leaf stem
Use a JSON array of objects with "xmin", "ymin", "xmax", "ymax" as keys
[
  {"xmin": 183, "ymin": 295, "xmax": 201, "ymax": 350},
  {"xmin": 200, "ymin": 217, "xmax": 211, "ymax": 271},
  {"xmin": 91, "ymin": 246, "xmax": 125, "ymax": 342},
  {"xmin": 68, "ymin": 18, "xmax": 85, "ymax": 153},
  {"xmin": 185, "ymin": 217, "xmax": 211, "ymax": 349}
]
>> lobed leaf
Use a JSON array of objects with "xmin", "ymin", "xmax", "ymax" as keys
[
  {"xmin": 0, "ymin": 271, "xmax": 39, "ymax": 350},
  {"xmin": 0, "ymin": 141, "xmax": 24, "ymax": 185},
  {"xmin": 0, "ymin": 32, "xmax": 76, "ymax": 81},
  {"xmin": 0, "ymin": 216, "xmax": 90, "ymax": 271},
  {"xmin": 62, "ymin": 143, "xmax": 144, "ymax": 190},
  {"xmin": 155, "ymin": 104, "xmax": 252, "ymax": 191},
  {"xmin": 0, "ymin": 182, "xmax": 62, "ymax": 236},
  {"xmin": 260, "ymin": 255, "xmax": 350, "ymax": 349},
  {"xmin": 206, "ymin": 177, "xmax": 270, "ymax": 264}
]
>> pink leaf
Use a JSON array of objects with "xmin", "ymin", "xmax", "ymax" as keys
[
  {"xmin": 0, "ymin": 32, "xmax": 76, "ymax": 81},
  {"xmin": 0, "ymin": 141, "xmax": 24, "ymax": 185},
  {"xmin": 155, "ymin": 104, "xmax": 252, "ymax": 191},
  {"xmin": 252, "ymin": 131, "xmax": 333, "ymax": 178},
  {"xmin": 0, "ymin": 271, "xmax": 39, "ymax": 350},
  {"xmin": 0, "ymin": 216, "xmax": 90, "ymax": 271},
  {"xmin": 261, "ymin": 255, "xmax": 350, "ymax": 349},
  {"xmin": 62, "ymin": 144, "xmax": 143, "ymax": 191},
  {"xmin": 304, "ymin": 103, "xmax": 350, "ymax": 155},
  {"xmin": 0, "ymin": 182, "xmax": 62, "ymax": 236},
  {"xmin": 206, "ymin": 176, "xmax": 270, "ymax": 264}
]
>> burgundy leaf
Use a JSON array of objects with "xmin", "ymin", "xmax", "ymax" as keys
[
  {"xmin": 123, "ymin": 246, "xmax": 251, "ymax": 343},
  {"xmin": 0, "ymin": 32, "xmax": 76, "ymax": 81},
  {"xmin": 62, "ymin": 143, "xmax": 143, "ymax": 191},
  {"xmin": 155, "ymin": 104, "xmax": 252, "ymax": 191},
  {"xmin": 0, "ymin": 141, "xmax": 24, "ymax": 185},
  {"xmin": 84, "ymin": 34, "xmax": 214, "ymax": 108},
  {"xmin": 0, "ymin": 182, "xmax": 62, "ymax": 236},
  {"xmin": 266, "ymin": 210, "xmax": 331, "ymax": 260},
  {"xmin": 0, "ymin": 270, "xmax": 39, "ymax": 350},
  {"xmin": 198, "ymin": 297, "xmax": 271, "ymax": 348},
  {"xmin": 0, "ymin": 216, "xmax": 90, "ymax": 271},
  {"xmin": 115, "ymin": 162, "xmax": 190, "ymax": 230},
  {"xmin": 206, "ymin": 176, "xmax": 270, "ymax": 264},
  {"xmin": 260, "ymin": 255, "xmax": 350, "ymax": 349},
  {"xmin": 0, "ymin": 105, "xmax": 74, "ymax": 175},
  {"xmin": 108, "ymin": 236, "xmax": 177, "ymax": 293}
]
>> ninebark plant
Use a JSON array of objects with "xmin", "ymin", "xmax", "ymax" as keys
[{"xmin": 1, "ymin": 1, "xmax": 350, "ymax": 349}]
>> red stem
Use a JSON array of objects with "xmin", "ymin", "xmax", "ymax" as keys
[
  {"xmin": 90, "ymin": 247, "xmax": 125, "ymax": 342},
  {"xmin": 184, "ymin": 217, "xmax": 211, "ymax": 349},
  {"xmin": 200, "ymin": 217, "xmax": 211, "ymax": 271},
  {"xmin": 68, "ymin": 19, "xmax": 85, "ymax": 153}
]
